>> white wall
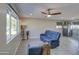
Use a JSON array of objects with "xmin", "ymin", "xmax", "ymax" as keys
[
  {"xmin": 0, "ymin": 4, "xmax": 9, "ymax": 54},
  {"xmin": 0, "ymin": 4, "xmax": 21, "ymax": 55},
  {"xmin": 21, "ymin": 19, "xmax": 62, "ymax": 39}
]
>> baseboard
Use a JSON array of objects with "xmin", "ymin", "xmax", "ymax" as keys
[{"xmin": 29, "ymin": 36, "xmax": 40, "ymax": 39}]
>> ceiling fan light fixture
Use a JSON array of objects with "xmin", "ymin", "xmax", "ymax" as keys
[
  {"xmin": 47, "ymin": 15, "xmax": 51, "ymax": 17},
  {"xmin": 30, "ymin": 13, "xmax": 32, "ymax": 15}
]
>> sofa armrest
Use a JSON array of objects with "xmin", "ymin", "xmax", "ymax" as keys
[{"xmin": 57, "ymin": 33, "xmax": 61, "ymax": 40}]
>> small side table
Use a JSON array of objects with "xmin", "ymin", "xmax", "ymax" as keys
[{"xmin": 42, "ymin": 43, "xmax": 50, "ymax": 55}]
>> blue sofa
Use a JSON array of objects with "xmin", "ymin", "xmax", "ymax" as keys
[{"xmin": 40, "ymin": 30, "xmax": 61, "ymax": 48}]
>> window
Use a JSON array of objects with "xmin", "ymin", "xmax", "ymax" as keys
[
  {"xmin": 56, "ymin": 22, "xmax": 62, "ymax": 28},
  {"xmin": 71, "ymin": 25, "xmax": 79, "ymax": 29},
  {"xmin": 56, "ymin": 26, "xmax": 62, "ymax": 28},
  {"xmin": 6, "ymin": 13, "xmax": 10, "ymax": 40},
  {"xmin": 6, "ymin": 6, "xmax": 20, "ymax": 43},
  {"xmin": 11, "ymin": 16, "xmax": 17, "ymax": 38},
  {"xmin": 71, "ymin": 21, "xmax": 79, "ymax": 29}
]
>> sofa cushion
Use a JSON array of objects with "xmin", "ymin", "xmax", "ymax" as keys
[
  {"xmin": 45, "ymin": 30, "xmax": 60, "ymax": 40},
  {"xmin": 40, "ymin": 35, "xmax": 52, "ymax": 42}
]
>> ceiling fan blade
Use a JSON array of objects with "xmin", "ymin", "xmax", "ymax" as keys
[
  {"xmin": 51, "ymin": 12, "xmax": 61, "ymax": 15},
  {"xmin": 41, "ymin": 12, "xmax": 47, "ymax": 14}
]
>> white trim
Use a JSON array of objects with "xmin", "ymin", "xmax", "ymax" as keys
[
  {"xmin": 7, "ymin": 32, "xmax": 20, "ymax": 44},
  {"xmin": 7, "ymin": 34, "xmax": 18, "ymax": 44},
  {"xmin": 29, "ymin": 36, "xmax": 40, "ymax": 39}
]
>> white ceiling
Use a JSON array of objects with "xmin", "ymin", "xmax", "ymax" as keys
[{"xmin": 12, "ymin": 3, "xmax": 79, "ymax": 20}]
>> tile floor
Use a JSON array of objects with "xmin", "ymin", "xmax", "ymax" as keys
[{"xmin": 16, "ymin": 36, "xmax": 79, "ymax": 55}]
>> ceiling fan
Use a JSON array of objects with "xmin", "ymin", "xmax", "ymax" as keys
[{"xmin": 41, "ymin": 8, "xmax": 61, "ymax": 17}]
